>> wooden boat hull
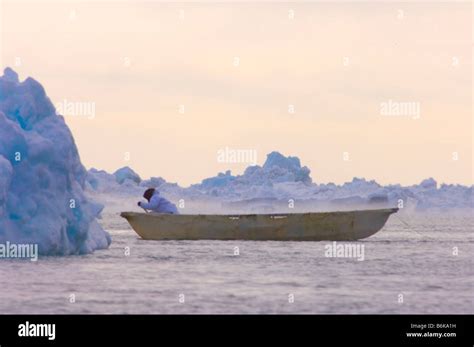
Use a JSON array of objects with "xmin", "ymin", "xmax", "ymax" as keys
[{"xmin": 120, "ymin": 208, "xmax": 398, "ymax": 241}]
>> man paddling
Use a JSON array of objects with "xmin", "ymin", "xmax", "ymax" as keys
[{"xmin": 138, "ymin": 188, "xmax": 179, "ymax": 214}]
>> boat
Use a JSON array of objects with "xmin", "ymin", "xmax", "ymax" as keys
[{"xmin": 120, "ymin": 208, "xmax": 398, "ymax": 241}]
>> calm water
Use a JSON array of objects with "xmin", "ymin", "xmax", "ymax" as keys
[{"xmin": 0, "ymin": 212, "xmax": 472, "ymax": 314}]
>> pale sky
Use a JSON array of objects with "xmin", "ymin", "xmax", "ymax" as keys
[{"xmin": 1, "ymin": 1, "xmax": 472, "ymax": 186}]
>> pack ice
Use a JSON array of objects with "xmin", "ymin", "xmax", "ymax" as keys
[
  {"xmin": 87, "ymin": 150, "xmax": 473, "ymax": 215},
  {"xmin": 0, "ymin": 68, "xmax": 111, "ymax": 255}
]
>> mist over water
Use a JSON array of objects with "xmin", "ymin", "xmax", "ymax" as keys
[{"xmin": 0, "ymin": 211, "xmax": 471, "ymax": 314}]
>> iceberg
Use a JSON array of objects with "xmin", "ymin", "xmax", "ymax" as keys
[
  {"xmin": 114, "ymin": 166, "xmax": 141, "ymax": 185},
  {"xmin": 262, "ymin": 151, "xmax": 312, "ymax": 184},
  {"xmin": 418, "ymin": 177, "xmax": 437, "ymax": 190},
  {"xmin": 0, "ymin": 68, "xmax": 111, "ymax": 255},
  {"xmin": 188, "ymin": 151, "xmax": 313, "ymax": 200}
]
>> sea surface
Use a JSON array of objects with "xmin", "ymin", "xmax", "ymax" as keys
[{"xmin": 0, "ymin": 212, "xmax": 472, "ymax": 314}]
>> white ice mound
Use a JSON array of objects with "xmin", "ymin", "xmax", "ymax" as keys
[
  {"xmin": 0, "ymin": 68, "xmax": 111, "ymax": 255},
  {"xmin": 418, "ymin": 177, "xmax": 437, "ymax": 190},
  {"xmin": 192, "ymin": 151, "xmax": 312, "ymax": 198},
  {"xmin": 248, "ymin": 151, "xmax": 312, "ymax": 184},
  {"xmin": 113, "ymin": 166, "xmax": 141, "ymax": 185}
]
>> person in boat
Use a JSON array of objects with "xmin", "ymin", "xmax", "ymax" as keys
[{"xmin": 138, "ymin": 188, "xmax": 179, "ymax": 214}]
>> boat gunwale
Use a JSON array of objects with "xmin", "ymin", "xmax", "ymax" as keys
[{"xmin": 120, "ymin": 207, "xmax": 399, "ymax": 219}]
